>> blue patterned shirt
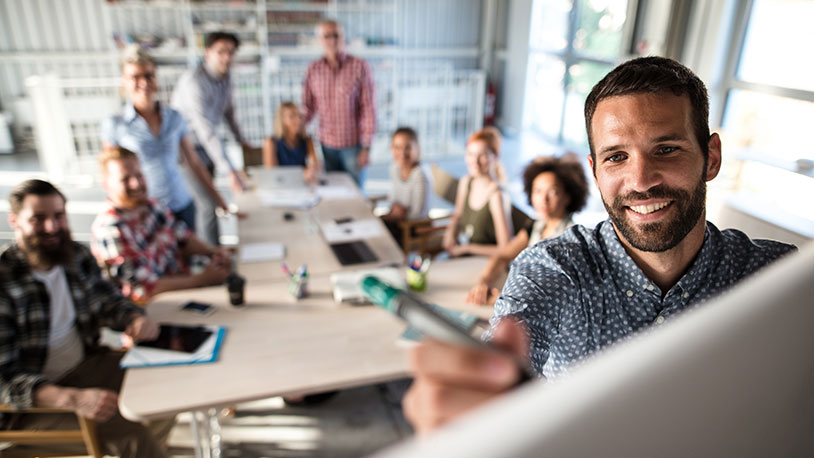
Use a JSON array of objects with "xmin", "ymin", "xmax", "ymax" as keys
[
  {"xmin": 101, "ymin": 102, "xmax": 193, "ymax": 212},
  {"xmin": 492, "ymin": 220, "xmax": 796, "ymax": 379}
]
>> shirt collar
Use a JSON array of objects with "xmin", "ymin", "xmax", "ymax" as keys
[
  {"xmin": 123, "ymin": 101, "xmax": 165, "ymax": 124},
  {"xmin": 599, "ymin": 219, "xmax": 718, "ymax": 297},
  {"xmin": 321, "ymin": 52, "xmax": 348, "ymax": 68},
  {"xmin": 1, "ymin": 241, "xmax": 82, "ymax": 279}
]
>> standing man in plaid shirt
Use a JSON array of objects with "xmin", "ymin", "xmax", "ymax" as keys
[
  {"xmin": 91, "ymin": 146, "xmax": 231, "ymax": 304},
  {"xmin": 0, "ymin": 179, "xmax": 169, "ymax": 457},
  {"xmin": 303, "ymin": 19, "xmax": 377, "ymax": 188}
]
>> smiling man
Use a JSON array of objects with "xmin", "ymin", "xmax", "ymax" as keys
[
  {"xmin": 0, "ymin": 179, "xmax": 169, "ymax": 457},
  {"xmin": 402, "ymin": 56, "xmax": 797, "ymax": 433}
]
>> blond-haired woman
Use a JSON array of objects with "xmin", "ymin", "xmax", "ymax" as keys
[
  {"xmin": 262, "ymin": 102, "xmax": 319, "ymax": 182},
  {"xmin": 101, "ymin": 45, "xmax": 229, "ymax": 230}
]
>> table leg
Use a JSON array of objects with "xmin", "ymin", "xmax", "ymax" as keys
[{"xmin": 208, "ymin": 408, "xmax": 223, "ymax": 458}]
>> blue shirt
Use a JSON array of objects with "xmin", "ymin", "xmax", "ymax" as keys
[
  {"xmin": 101, "ymin": 103, "xmax": 193, "ymax": 212},
  {"xmin": 492, "ymin": 220, "xmax": 796, "ymax": 379},
  {"xmin": 273, "ymin": 137, "xmax": 308, "ymax": 166}
]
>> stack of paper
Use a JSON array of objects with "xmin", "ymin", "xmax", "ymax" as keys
[
  {"xmin": 316, "ymin": 185, "xmax": 357, "ymax": 200},
  {"xmin": 240, "ymin": 242, "xmax": 285, "ymax": 263},
  {"xmin": 330, "ymin": 266, "xmax": 405, "ymax": 304}
]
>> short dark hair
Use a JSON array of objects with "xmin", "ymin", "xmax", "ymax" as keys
[
  {"xmin": 522, "ymin": 155, "xmax": 589, "ymax": 214},
  {"xmin": 205, "ymin": 31, "xmax": 240, "ymax": 49},
  {"xmin": 584, "ymin": 56, "xmax": 710, "ymax": 167},
  {"xmin": 9, "ymin": 179, "xmax": 67, "ymax": 214},
  {"xmin": 392, "ymin": 126, "xmax": 418, "ymax": 144}
]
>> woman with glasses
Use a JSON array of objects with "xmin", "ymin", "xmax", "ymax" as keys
[{"xmin": 101, "ymin": 45, "xmax": 229, "ymax": 230}]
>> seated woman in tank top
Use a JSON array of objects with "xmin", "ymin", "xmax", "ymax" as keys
[
  {"xmin": 442, "ymin": 127, "xmax": 511, "ymax": 257},
  {"xmin": 465, "ymin": 154, "xmax": 590, "ymax": 305},
  {"xmin": 262, "ymin": 102, "xmax": 319, "ymax": 182}
]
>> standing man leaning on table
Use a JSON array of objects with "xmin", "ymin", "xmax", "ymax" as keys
[
  {"xmin": 403, "ymin": 56, "xmax": 797, "ymax": 433},
  {"xmin": 91, "ymin": 146, "xmax": 231, "ymax": 305},
  {"xmin": 0, "ymin": 179, "xmax": 169, "ymax": 458},
  {"xmin": 172, "ymin": 31, "xmax": 253, "ymax": 246},
  {"xmin": 303, "ymin": 19, "xmax": 377, "ymax": 188}
]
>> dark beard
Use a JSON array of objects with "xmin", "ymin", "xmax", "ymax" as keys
[
  {"xmin": 23, "ymin": 229, "xmax": 75, "ymax": 267},
  {"xmin": 603, "ymin": 179, "xmax": 706, "ymax": 253}
]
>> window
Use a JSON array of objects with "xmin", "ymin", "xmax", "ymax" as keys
[
  {"xmin": 523, "ymin": 0, "xmax": 630, "ymax": 148},
  {"xmin": 718, "ymin": 0, "xmax": 814, "ymax": 228},
  {"xmin": 720, "ymin": 0, "xmax": 814, "ymax": 166}
]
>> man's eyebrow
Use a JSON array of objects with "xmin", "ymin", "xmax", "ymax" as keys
[
  {"xmin": 598, "ymin": 144, "xmax": 625, "ymax": 155},
  {"xmin": 652, "ymin": 134, "xmax": 690, "ymax": 143}
]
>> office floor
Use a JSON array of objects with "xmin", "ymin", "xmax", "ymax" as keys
[{"xmin": 166, "ymin": 381, "xmax": 413, "ymax": 458}]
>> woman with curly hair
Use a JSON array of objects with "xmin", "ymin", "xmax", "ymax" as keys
[{"xmin": 465, "ymin": 154, "xmax": 589, "ymax": 305}]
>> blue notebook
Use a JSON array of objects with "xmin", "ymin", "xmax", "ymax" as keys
[{"xmin": 120, "ymin": 325, "xmax": 226, "ymax": 369}]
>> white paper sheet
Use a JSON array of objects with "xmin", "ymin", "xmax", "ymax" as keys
[
  {"xmin": 321, "ymin": 218, "xmax": 383, "ymax": 243},
  {"xmin": 258, "ymin": 189, "xmax": 319, "ymax": 209},
  {"xmin": 316, "ymin": 185, "xmax": 358, "ymax": 200},
  {"xmin": 240, "ymin": 242, "xmax": 285, "ymax": 263}
]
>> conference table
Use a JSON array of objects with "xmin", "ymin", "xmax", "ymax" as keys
[{"xmin": 118, "ymin": 171, "xmax": 499, "ymax": 456}]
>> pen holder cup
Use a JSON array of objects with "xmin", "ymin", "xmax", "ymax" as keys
[
  {"xmin": 406, "ymin": 268, "xmax": 427, "ymax": 292},
  {"xmin": 288, "ymin": 275, "xmax": 309, "ymax": 299}
]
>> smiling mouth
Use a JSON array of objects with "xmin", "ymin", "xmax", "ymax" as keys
[{"xmin": 628, "ymin": 201, "xmax": 672, "ymax": 215}]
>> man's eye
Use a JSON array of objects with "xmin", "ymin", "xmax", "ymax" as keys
[
  {"xmin": 606, "ymin": 153, "xmax": 625, "ymax": 163},
  {"xmin": 657, "ymin": 146, "xmax": 678, "ymax": 154}
]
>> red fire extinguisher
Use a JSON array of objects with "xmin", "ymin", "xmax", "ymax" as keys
[{"xmin": 484, "ymin": 80, "xmax": 497, "ymax": 126}]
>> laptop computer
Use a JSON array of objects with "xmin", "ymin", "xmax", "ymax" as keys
[
  {"xmin": 251, "ymin": 166, "xmax": 306, "ymax": 190},
  {"xmin": 329, "ymin": 241, "xmax": 379, "ymax": 266}
]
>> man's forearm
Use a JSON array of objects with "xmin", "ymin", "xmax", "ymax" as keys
[{"xmin": 34, "ymin": 384, "xmax": 78, "ymax": 410}]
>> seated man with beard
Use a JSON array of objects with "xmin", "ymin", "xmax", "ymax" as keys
[
  {"xmin": 0, "ymin": 179, "xmax": 169, "ymax": 457},
  {"xmin": 91, "ymin": 146, "xmax": 231, "ymax": 304},
  {"xmin": 403, "ymin": 56, "xmax": 798, "ymax": 434}
]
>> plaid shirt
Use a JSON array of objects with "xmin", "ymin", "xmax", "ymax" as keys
[
  {"xmin": 0, "ymin": 242, "xmax": 144, "ymax": 410},
  {"xmin": 91, "ymin": 199, "xmax": 192, "ymax": 303},
  {"xmin": 303, "ymin": 53, "xmax": 377, "ymax": 149}
]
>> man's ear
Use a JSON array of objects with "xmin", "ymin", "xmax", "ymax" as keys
[
  {"xmin": 7, "ymin": 211, "xmax": 17, "ymax": 231},
  {"xmin": 587, "ymin": 153, "xmax": 598, "ymax": 186},
  {"xmin": 705, "ymin": 133, "xmax": 722, "ymax": 182}
]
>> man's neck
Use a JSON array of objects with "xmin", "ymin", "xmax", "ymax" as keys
[
  {"xmin": 325, "ymin": 52, "xmax": 341, "ymax": 69},
  {"xmin": 204, "ymin": 61, "xmax": 226, "ymax": 80},
  {"xmin": 615, "ymin": 216, "xmax": 707, "ymax": 294},
  {"xmin": 133, "ymin": 100, "xmax": 157, "ymax": 117}
]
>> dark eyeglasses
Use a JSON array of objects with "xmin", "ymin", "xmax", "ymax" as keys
[{"xmin": 322, "ymin": 33, "xmax": 340, "ymax": 39}]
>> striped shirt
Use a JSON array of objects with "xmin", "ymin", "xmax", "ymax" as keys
[
  {"xmin": 91, "ymin": 199, "xmax": 192, "ymax": 303},
  {"xmin": 171, "ymin": 63, "xmax": 245, "ymax": 172},
  {"xmin": 388, "ymin": 163, "xmax": 430, "ymax": 220},
  {"xmin": 0, "ymin": 242, "xmax": 143, "ymax": 411},
  {"xmin": 302, "ymin": 53, "xmax": 377, "ymax": 149}
]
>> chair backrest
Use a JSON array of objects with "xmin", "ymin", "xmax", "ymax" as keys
[
  {"xmin": 430, "ymin": 163, "xmax": 459, "ymax": 205},
  {"xmin": 510, "ymin": 205, "xmax": 533, "ymax": 236},
  {"xmin": 0, "ymin": 405, "xmax": 103, "ymax": 458}
]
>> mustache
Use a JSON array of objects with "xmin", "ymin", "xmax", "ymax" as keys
[{"xmin": 613, "ymin": 185, "xmax": 689, "ymax": 208}]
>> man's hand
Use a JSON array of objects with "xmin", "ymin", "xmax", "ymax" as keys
[
  {"xmin": 229, "ymin": 170, "xmax": 247, "ymax": 194},
  {"xmin": 73, "ymin": 388, "xmax": 119, "ymax": 422},
  {"xmin": 124, "ymin": 316, "xmax": 159, "ymax": 343},
  {"xmin": 403, "ymin": 318, "xmax": 530, "ymax": 435},
  {"xmin": 389, "ymin": 203, "xmax": 407, "ymax": 220},
  {"xmin": 465, "ymin": 282, "xmax": 500, "ymax": 306},
  {"xmin": 210, "ymin": 247, "xmax": 232, "ymax": 268},
  {"xmin": 197, "ymin": 258, "xmax": 230, "ymax": 286},
  {"xmin": 448, "ymin": 244, "xmax": 469, "ymax": 258},
  {"xmin": 357, "ymin": 148, "xmax": 370, "ymax": 169}
]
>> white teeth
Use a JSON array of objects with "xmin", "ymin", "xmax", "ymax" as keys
[{"xmin": 629, "ymin": 202, "xmax": 669, "ymax": 214}]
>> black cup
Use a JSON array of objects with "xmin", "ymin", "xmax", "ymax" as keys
[{"xmin": 226, "ymin": 273, "xmax": 246, "ymax": 306}]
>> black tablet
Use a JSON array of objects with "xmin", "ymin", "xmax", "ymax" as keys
[{"xmin": 137, "ymin": 324, "xmax": 213, "ymax": 354}]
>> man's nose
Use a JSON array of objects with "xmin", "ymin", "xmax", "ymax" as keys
[
  {"xmin": 628, "ymin": 154, "xmax": 662, "ymax": 192},
  {"xmin": 43, "ymin": 218, "xmax": 60, "ymax": 233}
]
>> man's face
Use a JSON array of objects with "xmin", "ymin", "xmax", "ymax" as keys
[
  {"xmin": 318, "ymin": 23, "xmax": 343, "ymax": 57},
  {"xmin": 8, "ymin": 194, "xmax": 73, "ymax": 267},
  {"xmin": 103, "ymin": 158, "xmax": 148, "ymax": 210},
  {"xmin": 204, "ymin": 39, "xmax": 236, "ymax": 77},
  {"xmin": 588, "ymin": 92, "xmax": 721, "ymax": 253},
  {"xmin": 122, "ymin": 62, "xmax": 157, "ymax": 106}
]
